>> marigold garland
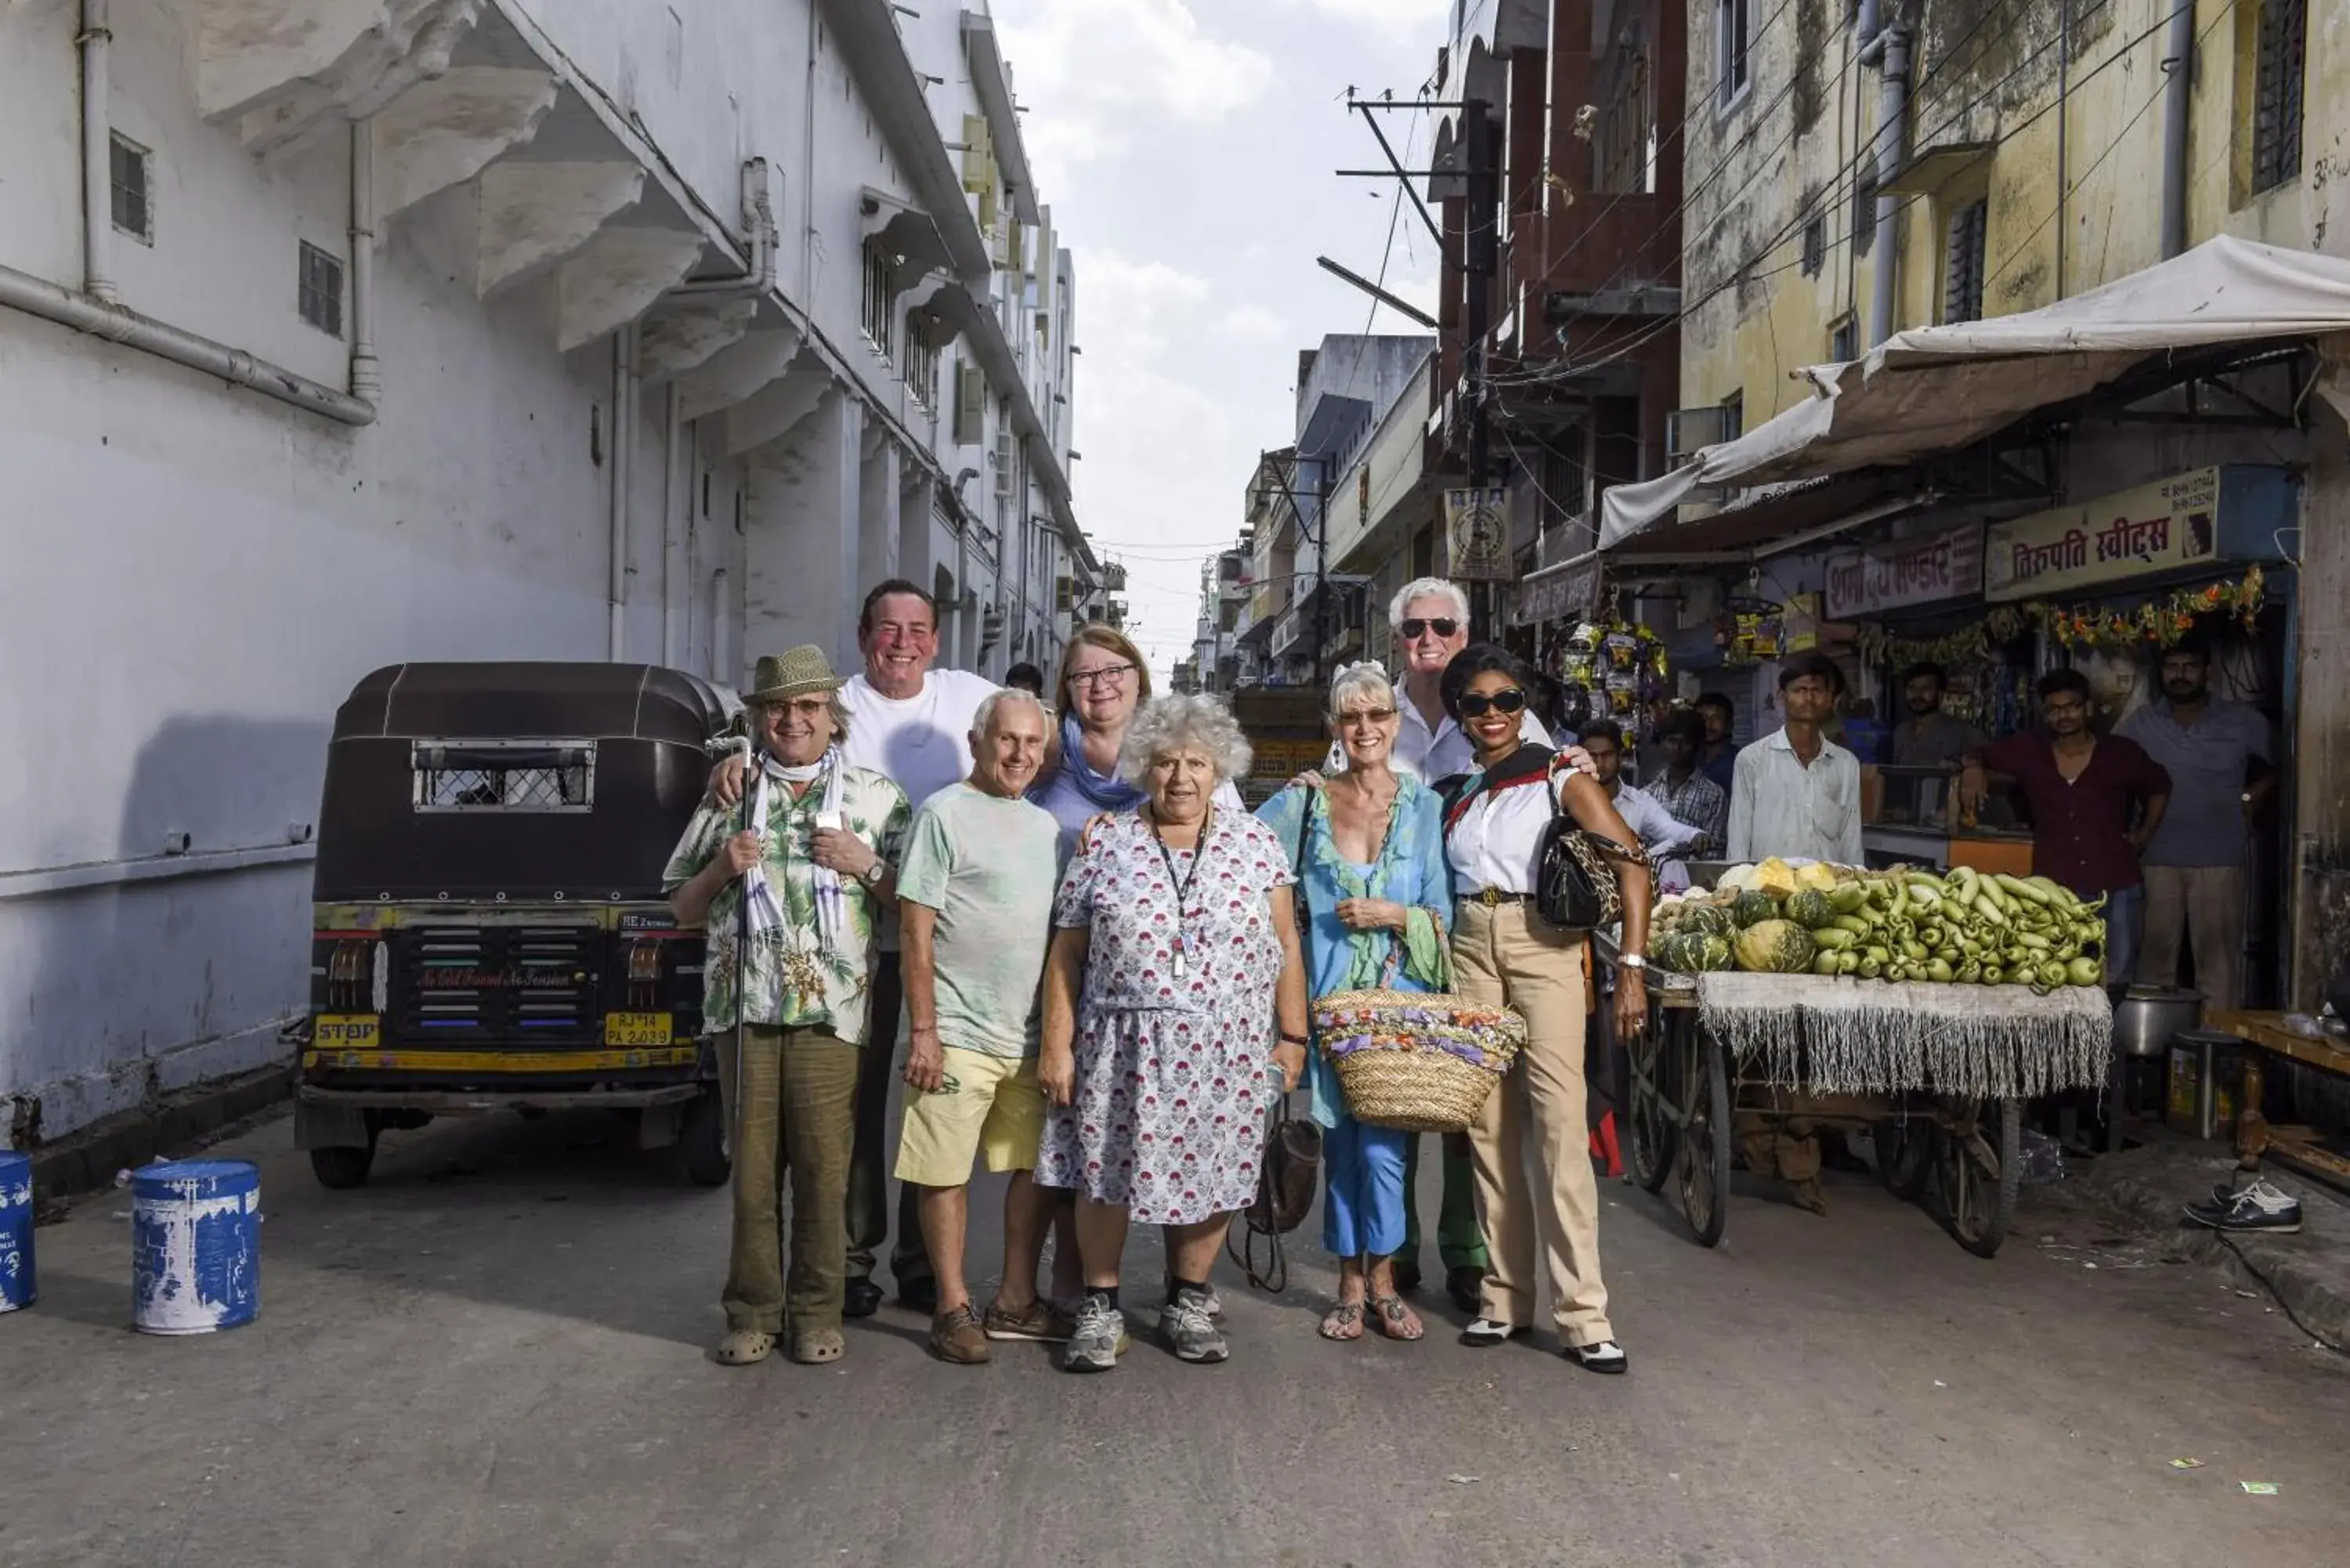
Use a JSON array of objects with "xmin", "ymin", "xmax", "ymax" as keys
[{"xmin": 1853, "ymin": 568, "xmax": 2266, "ymax": 664}]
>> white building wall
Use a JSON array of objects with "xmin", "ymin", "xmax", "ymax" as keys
[{"xmin": 0, "ymin": 0, "xmax": 1083, "ymax": 1146}]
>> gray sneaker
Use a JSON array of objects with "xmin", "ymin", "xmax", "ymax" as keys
[
  {"xmin": 1159, "ymin": 1285, "xmax": 1229, "ymax": 1364},
  {"xmin": 1061, "ymin": 1295, "xmax": 1130, "ymax": 1373}
]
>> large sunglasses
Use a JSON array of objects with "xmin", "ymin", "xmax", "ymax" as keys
[
  {"xmin": 1399, "ymin": 617, "xmax": 1461, "ymax": 640},
  {"xmin": 1457, "ymin": 688, "xmax": 1528, "ymax": 719}
]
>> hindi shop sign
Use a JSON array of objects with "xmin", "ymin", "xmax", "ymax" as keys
[
  {"xmin": 1824, "ymin": 523, "xmax": 1984, "ymax": 618},
  {"xmin": 1984, "ymin": 468, "xmax": 2222, "ymax": 602}
]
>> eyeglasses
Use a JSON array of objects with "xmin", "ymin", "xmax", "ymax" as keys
[
  {"xmin": 1398, "ymin": 618, "xmax": 1460, "ymax": 640},
  {"xmin": 1337, "ymin": 707, "xmax": 1397, "ymax": 728},
  {"xmin": 1068, "ymin": 662, "xmax": 1137, "ymax": 691},
  {"xmin": 1457, "ymin": 688, "xmax": 1527, "ymax": 719}
]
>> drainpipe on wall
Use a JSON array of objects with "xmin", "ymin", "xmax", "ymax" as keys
[
  {"xmin": 78, "ymin": 0, "xmax": 115, "ymax": 302},
  {"xmin": 1861, "ymin": 25, "xmax": 1911, "ymax": 348},
  {"xmin": 2159, "ymin": 0, "xmax": 2193, "ymax": 258},
  {"xmin": 349, "ymin": 123, "xmax": 382, "ymax": 402},
  {"xmin": 609, "ymin": 327, "xmax": 638, "ymax": 661},
  {"xmin": 660, "ymin": 383, "xmax": 684, "ymax": 668}
]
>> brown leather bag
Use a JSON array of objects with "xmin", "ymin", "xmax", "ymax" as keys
[{"xmin": 1228, "ymin": 1092, "xmax": 1320, "ymax": 1293}]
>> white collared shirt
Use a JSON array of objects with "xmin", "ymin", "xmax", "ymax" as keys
[
  {"xmin": 1611, "ymin": 780, "xmax": 1705, "ymax": 860},
  {"xmin": 1727, "ymin": 726, "xmax": 1864, "ymax": 865},
  {"xmin": 1444, "ymin": 770, "xmax": 1567, "ymax": 896}
]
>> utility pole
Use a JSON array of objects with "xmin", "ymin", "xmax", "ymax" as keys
[{"xmin": 1461, "ymin": 94, "xmax": 1496, "ymax": 634}]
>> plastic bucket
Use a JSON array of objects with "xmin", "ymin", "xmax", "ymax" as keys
[
  {"xmin": 130, "ymin": 1159, "xmax": 259, "ymax": 1335},
  {"xmin": 0, "ymin": 1151, "xmax": 31, "ymax": 1313}
]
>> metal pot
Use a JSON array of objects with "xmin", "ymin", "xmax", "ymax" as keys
[{"xmin": 2113, "ymin": 986, "xmax": 2204, "ymax": 1058}]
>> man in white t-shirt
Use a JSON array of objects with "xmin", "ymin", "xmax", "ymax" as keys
[{"xmin": 710, "ymin": 579, "xmax": 998, "ymax": 1318}]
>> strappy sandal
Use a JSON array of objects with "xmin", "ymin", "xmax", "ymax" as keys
[
  {"xmin": 1318, "ymin": 1300, "xmax": 1367, "ymax": 1342},
  {"xmin": 789, "ymin": 1328, "xmax": 844, "ymax": 1364},
  {"xmin": 1368, "ymin": 1293, "xmax": 1425, "ymax": 1342},
  {"xmin": 714, "ymin": 1329, "xmax": 776, "ymax": 1366}
]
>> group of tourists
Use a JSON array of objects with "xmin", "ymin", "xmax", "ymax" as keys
[{"xmin": 661, "ymin": 576, "xmax": 1653, "ymax": 1375}]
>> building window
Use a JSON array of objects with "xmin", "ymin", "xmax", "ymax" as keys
[
  {"xmin": 2252, "ymin": 0, "xmax": 2307, "ymax": 194},
  {"xmin": 1720, "ymin": 389, "xmax": 1744, "ymax": 443},
  {"xmin": 1829, "ymin": 314, "xmax": 1856, "ymax": 363},
  {"xmin": 1801, "ymin": 214, "xmax": 1826, "ymax": 277},
  {"xmin": 298, "ymin": 241, "xmax": 344, "ymax": 338},
  {"xmin": 1853, "ymin": 168, "xmax": 1880, "ymax": 256},
  {"xmin": 859, "ymin": 238, "xmax": 896, "ymax": 359},
  {"xmin": 903, "ymin": 318, "xmax": 940, "ymax": 412},
  {"xmin": 1717, "ymin": 0, "xmax": 1751, "ymax": 108},
  {"xmin": 110, "ymin": 133, "xmax": 152, "ymax": 244},
  {"xmin": 1942, "ymin": 199, "xmax": 1987, "ymax": 324}
]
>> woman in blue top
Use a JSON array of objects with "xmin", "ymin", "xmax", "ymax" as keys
[{"xmin": 1258, "ymin": 662, "xmax": 1454, "ymax": 1343}]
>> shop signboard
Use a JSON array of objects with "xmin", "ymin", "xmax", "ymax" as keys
[
  {"xmin": 1824, "ymin": 522, "xmax": 1984, "ymax": 618},
  {"xmin": 1984, "ymin": 468, "xmax": 2221, "ymax": 602},
  {"xmin": 1444, "ymin": 486, "xmax": 1513, "ymax": 581},
  {"xmin": 1512, "ymin": 556, "xmax": 1603, "ymax": 626}
]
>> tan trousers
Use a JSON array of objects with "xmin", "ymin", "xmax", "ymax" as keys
[
  {"xmin": 718, "ymin": 1024, "xmax": 862, "ymax": 1335},
  {"xmin": 2137, "ymin": 865, "xmax": 2246, "ymax": 1013},
  {"xmin": 1452, "ymin": 900, "xmax": 1614, "ymax": 1348}
]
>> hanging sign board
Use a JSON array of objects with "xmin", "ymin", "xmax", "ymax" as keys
[
  {"xmin": 1824, "ymin": 522, "xmax": 1985, "ymax": 618},
  {"xmin": 1444, "ymin": 487, "xmax": 1513, "ymax": 581},
  {"xmin": 1984, "ymin": 468, "xmax": 2221, "ymax": 602},
  {"xmin": 1513, "ymin": 557, "xmax": 1603, "ymax": 625}
]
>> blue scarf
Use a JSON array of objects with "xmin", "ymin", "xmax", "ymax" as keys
[{"xmin": 1048, "ymin": 712, "xmax": 1145, "ymax": 812}]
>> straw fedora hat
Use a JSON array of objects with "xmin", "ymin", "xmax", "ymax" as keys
[{"xmin": 745, "ymin": 645, "xmax": 848, "ymax": 705}]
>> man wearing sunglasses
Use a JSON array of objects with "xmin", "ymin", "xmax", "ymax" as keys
[{"xmin": 1385, "ymin": 577, "xmax": 1550, "ymax": 780}]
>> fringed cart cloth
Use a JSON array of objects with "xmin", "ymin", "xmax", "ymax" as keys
[{"xmin": 1695, "ymin": 974, "xmax": 2113, "ymax": 1099}]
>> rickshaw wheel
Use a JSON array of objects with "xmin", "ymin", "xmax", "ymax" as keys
[
  {"xmin": 1625, "ymin": 1010, "xmax": 1676, "ymax": 1194},
  {"xmin": 679, "ymin": 1087, "xmax": 732, "ymax": 1187},
  {"xmin": 310, "ymin": 1138, "xmax": 377, "ymax": 1190},
  {"xmin": 1931, "ymin": 1097, "xmax": 2020, "ymax": 1258},
  {"xmin": 1875, "ymin": 1100, "xmax": 1933, "ymax": 1203},
  {"xmin": 1676, "ymin": 1026, "xmax": 1731, "ymax": 1248}
]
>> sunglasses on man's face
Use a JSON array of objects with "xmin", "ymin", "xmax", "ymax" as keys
[
  {"xmin": 1400, "ymin": 618, "xmax": 1461, "ymax": 640},
  {"xmin": 1457, "ymin": 688, "xmax": 1527, "ymax": 719}
]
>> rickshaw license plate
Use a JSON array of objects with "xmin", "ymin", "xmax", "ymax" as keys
[
  {"xmin": 314, "ymin": 1014, "xmax": 380, "ymax": 1049},
  {"xmin": 604, "ymin": 1012, "xmax": 674, "ymax": 1046}
]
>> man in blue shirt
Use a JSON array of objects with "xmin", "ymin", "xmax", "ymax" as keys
[
  {"xmin": 2115, "ymin": 641, "xmax": 2274, "ymax": 1012},
  {"xmin": 1694, "ymin": 692, "xmax": 1741, "ymax": 794}
]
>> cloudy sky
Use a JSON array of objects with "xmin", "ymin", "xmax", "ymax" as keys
[{"xmin": 992, "ymin": 0, "xmax": 1453, "ymax": 677}]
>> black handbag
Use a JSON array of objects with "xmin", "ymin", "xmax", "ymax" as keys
[
  {"xmin": 1228, "ymin": 1090, "xmax": 1320, "ymax": 1294},
  {"xmin": 1535, "ymin": 815, "xmax": 1652, "ymax": 932}
]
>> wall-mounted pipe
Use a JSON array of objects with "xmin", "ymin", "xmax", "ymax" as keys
[
  {"xmin": 609, "ymin": 326, "xmax": 638, "ymax": 660},
  {"xmin": 349, "ymin": 122, "xmax": 382, "ymax": 402},
  {"xmin": 660, "ymin": 381, "xmax": 684, "ymax": 668},
  {"xmin": 2159, "ymin": 0, "xmax": 2193, "ymax": 258},
  {"xmin": 708, "ymin": 567, "xmax": 730, "ymax": 685},
  {"xmin": 79, "ymin": 0, "xmax": 116, "ymax": 301},
  {"xmin": 1866, "ymin": 27, "xmax": 1911, "ymax": 348}
]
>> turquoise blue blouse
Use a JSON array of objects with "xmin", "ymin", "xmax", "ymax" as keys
[{"xmin": 1256, "ymin": 778, "xmax": 1455, "ymax": 1128}]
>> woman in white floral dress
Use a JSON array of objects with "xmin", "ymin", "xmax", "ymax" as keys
[{"xmin": 1038, "ymin": 695, "xmax": 1309, "ymax": 1373}]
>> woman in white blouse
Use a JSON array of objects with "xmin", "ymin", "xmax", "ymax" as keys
[{"xmin": 1434, "ymin": 645, "xmax": 1651, "ymax": 1372}]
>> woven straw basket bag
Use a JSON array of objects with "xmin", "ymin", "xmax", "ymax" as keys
[{"xmin": 1310, "ymin": 988, "xmax": 1530, "ymax": 1133}]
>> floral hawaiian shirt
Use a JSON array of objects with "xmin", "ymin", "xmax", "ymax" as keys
[{"xmin": 661, "ymin": 764, "xmax": 909, "ymax": 1044}]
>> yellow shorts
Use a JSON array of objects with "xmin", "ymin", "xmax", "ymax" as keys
[{"xmin": 893, "ymin": 1047, "xmax": 1045, "ymax": 1187}]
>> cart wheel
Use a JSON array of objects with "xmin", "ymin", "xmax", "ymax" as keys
[
  {"xmin": 679, "ymin": 1087, "xmax": 732, "ymax": 1188},
  {"xmin": 1676, "ymin": 1025, "xmax": 1731, "ymax": 1248},
  {"xmin": 1876, "ymin": 1102, "xmax": 1933, "ymax": 1203},
  {"xmin": 1625, "ymin": 1012, "xmax": 1676, "ymax": 1194},
  {"xmin": 309, "ymin": 1136, "xmax": 377, "ymax": 1190},
  {"xmin": 1932, "ymin": 1097, "xmax": 2020, "ymax": 1258}
]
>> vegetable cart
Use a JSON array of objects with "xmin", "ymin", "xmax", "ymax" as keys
[{"xmin": 1601, "ymin": 861, "xmax": 2115, "ymax": 1257}]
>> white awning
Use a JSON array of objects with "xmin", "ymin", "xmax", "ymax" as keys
[{"xmin": 1602, "ymin": 236, "xmax": 2350, "ymax": 548}]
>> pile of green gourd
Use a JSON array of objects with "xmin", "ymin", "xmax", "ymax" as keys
[{"xmin": 1788, "ymin": 867, "xmax": 2106, "ymax": 988}]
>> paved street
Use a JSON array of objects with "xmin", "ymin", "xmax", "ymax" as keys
[{"xmin": 5, "ymin": 1107, "xmax": 2347, "ymax": 1568}]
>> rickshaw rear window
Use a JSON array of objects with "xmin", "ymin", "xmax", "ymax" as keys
[{"xmin": 412, "ymin": 740, "xmax": 595, "ymax": 812}]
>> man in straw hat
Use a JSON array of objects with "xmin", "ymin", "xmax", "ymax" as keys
[{"xmin": 666, "ymin": 645, "xmax": 910, "ymax": 1367}]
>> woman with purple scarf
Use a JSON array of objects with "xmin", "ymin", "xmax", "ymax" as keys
[{"xmin": 1027, "ymin": 624, "xmax": 1242, "ymax": 860}]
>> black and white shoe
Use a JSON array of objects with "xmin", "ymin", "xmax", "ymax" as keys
[
  {"xmin": 1459, "ymin": 1317, "xmax": 1531, "ymax": 1348},
  {"xmin": 2183, "ymin": 1179, "xmax": 2302, "ymax": 1234},
  {"xmin": 1564, "ymin": 1339, "xmax": 1629, "ymax": 1375}
]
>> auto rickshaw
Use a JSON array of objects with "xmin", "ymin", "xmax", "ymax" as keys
[{"xmin": 297, "ymin": 662, "xmax": 739, "ymax": 1188}]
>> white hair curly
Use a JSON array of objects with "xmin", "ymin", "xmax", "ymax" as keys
[
  {"xmin": 1387, "ymin": 576, "xmax": 1470, "ymax": 630},
  {"xmin": 1118, "ymin": 693, "xmax": 1253, "ymax": 786}
]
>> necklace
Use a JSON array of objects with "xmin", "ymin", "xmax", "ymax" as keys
[{"xmin": 1148, "ymin": 805, "xmax": 1213, "ymax": 979}]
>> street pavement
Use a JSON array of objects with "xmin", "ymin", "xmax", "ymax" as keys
[{"xmin": 5, "ymin": 1105, "xmax": 2347, "ymax": 1568}]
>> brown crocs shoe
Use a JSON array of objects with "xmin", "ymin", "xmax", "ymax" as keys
[
  {"xmin": 714, "ymin": 1329, "xmax": 775, "ymax": 1367},
  {"xmin": 789, "ymin": 1328, "xmax": 844, "ymax": 1364},
  {"xmin": 931, "ymin": 1303, "xmax": 993, "ymax": 1364}
]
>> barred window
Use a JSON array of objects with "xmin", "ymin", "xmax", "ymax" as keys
[
  {"xmin": 2252, "ymin": 0, "xmax": 2307, "ymax": 195},
  {"xmin": 1943, "ymin": 199, "xmax": 1987, "ymax": 324},
  {"xmin": 413, "ymin": 742, "xmax": 595, "ymax": 813},
  {"xmin": 110, "ymin": 133, "xmax": 153, "ymax": 244},
  {"xmin": 860, "ymin": 238, "xmax": 896, "ymax": 358},
  {"xmin": 298, "ymin": 241, "xmax": 344, "ymax": 338}
]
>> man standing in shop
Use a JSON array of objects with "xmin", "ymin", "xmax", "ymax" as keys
[
  {"xmin": 1694, "ymin": 692, "xmax": 1741, "ymax": 793},
  {"xmin": 2115, "ymin": 640, "xmax": 2272, "ymax": 1010},
  {"xmin": 1727, "ymin": 656, "xmax": 1864, "ymax": 866},
  {"xmin": 709, "ymin": 580, "xmax": 998, "ymax": 1318},
  {"xmin": 1889, "ymin": 663, "xmax": 1983, "ymax": 768},
  {"xmin": 1958, "ymin": 669, "xmax": 2172, "ymax": 983}
]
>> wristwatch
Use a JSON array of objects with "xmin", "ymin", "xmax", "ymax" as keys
[
  {"xmin": 857, "ymin": 860, "xmax": 888, "ymax": 890},
  {"xmin": 1618, "ymin": 953, "xmax": 1648, "ymax": 971}
]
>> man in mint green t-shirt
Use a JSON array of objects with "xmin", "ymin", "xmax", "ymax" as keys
[{"xmin": 894, "ymin": 689, "xmax": 1065, "ymax": 1364}]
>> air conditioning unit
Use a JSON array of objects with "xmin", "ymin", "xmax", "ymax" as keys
[{"xmin": 1665, "ymin": 405, "xmax": 1734, "ymax": 462}]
